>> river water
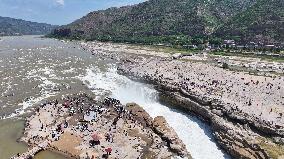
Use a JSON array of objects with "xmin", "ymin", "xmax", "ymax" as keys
[{"xmin": 0, "ymin": 36, "xmax": 229, "ymax": 159}]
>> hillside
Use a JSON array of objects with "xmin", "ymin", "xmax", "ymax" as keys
[
  {"xmin": 0, "ymin": 16, "xmax": 57, "ymax": 36},
  {"xmin": 50, "ymin": 0, "xmax": 283, "ymax": 45},
  {"xmin": 215, "ymin": 0, "xmax": 284, "ymax": 44}
]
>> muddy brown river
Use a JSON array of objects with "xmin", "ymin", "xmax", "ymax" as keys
[{"xmin": 0, "ymin": 36, "xmax": 230, "ymax": 159}]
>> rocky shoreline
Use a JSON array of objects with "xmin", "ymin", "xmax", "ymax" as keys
[
  {"xmin": 117, "ymin": 58, "xmax": 284, "ymax": 159},
  {"xmin": 80, "ymin": 41, "xmax": 284, "ymax": 159},
  {"xmin": 12, "ymin": 94, "xmax": 190, "ymax": 159}
]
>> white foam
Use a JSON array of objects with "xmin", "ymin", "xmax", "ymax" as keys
[
  {"xmin": 3, "ymin": 93, "xmax": 55, "ymax": 119},
  {"xmin": 62, "ymin": 68, "xmax": 76, "ymax": 73},
  {"xmin": 3, "ymin": 66, "xmax": 60, "ymax": 119},
  {"xmin": 79, "ymin": 66, "xmax": 230, "ymax": 159}
]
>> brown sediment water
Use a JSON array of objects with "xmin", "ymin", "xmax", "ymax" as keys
[
  {"xmin": 0, "ymin": 118, "xmax": 69, "ymax": 159},
  {"xmin": 0, "ymin": 35, "xmax": 102, "ymax": 159},
  {"xmin": 34, "ymin": 151, "xmax": 68, "ymax": 159},
  {"xmin": 0, "ymin": 36, "xmax": 230, "ymax": 159},
  {"xmin": 0, "ymin": 119, "xmax": 27, "ymax": 158}
]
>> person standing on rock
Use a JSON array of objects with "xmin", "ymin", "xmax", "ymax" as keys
[{"xmin": 105, "ymin": 147, "xmax": 112, "ymax": 155}]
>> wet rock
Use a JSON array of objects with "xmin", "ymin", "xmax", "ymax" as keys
[
  {"xmin": 211, "ymin": 115, "xmax": 269, "ymax": 159},
  {"xmin": 126, "ymin": 103, "xmax": 153, "ymax": 127},
  {"xmin": 126, "ymin": 103, "xmax": 191, "ymax": 158},
  {"xmin": 153, "ymin": 116, "xmax": 191, "ymax": 158}
]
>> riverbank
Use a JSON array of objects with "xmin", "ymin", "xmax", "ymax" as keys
[
  {"xmin": 12, "ymin": 93, "xmax": 190, "ymax": 159},
  {"xmin": 81, "ymin": 41, "xmax": 284, "ymax": 159},
  {"xmin": 1, "ymin": 36, "xmax": 226, "ymax": 159},
  {"xmin": 79, "ymin": 41, "xmax": 284, "ymax": 76}
]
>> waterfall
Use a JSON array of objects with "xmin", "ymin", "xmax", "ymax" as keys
[{"xmin": 79, "ymin": 65, "xmax": 230, "ymax": 159}]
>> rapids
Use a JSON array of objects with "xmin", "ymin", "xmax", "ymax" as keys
[{"xmin": 0, "ymin": 36, "xmax": 229, "ymax": 159}]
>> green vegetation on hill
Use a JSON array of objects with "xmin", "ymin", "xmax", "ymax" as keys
[
  {"xmin": 49, "ymin": 0, "xmax": 283, "ymax": 45},
  {"xmin": 0, "ymin": 16, "xmax": 57, "ymax": 36},
  {"xmin": 215, "ymin": 0, "xmax": 284, "ymax": 44}
]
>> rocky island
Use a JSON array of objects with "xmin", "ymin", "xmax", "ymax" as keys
[{"xmin": 12, "ymin": 94, "xmax": 190, "ymax": 159}]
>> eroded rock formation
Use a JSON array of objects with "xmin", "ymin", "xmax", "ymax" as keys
[{"xmin": 117, "ymin": 58, "xmax": 284, "ymax": 159}]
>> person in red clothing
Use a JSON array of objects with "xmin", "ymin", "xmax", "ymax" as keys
[{"xmin": 105, "ymin": 147, "xmax": 112, "ymax": 155}]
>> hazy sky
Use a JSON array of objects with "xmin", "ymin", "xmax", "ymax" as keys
[{"xmin": 0, "ymin": 0, "xmax": 146, "ymax": 25}]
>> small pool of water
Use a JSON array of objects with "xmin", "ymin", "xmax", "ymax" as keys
[
  {"xmin": 34, "ymin": 151, "xmax": 68, "ymax": 159},
  {"xmin": 0, "ymin": 119, "xmax": 28, "ymax": 159}
]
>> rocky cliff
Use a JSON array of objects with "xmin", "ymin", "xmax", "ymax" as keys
[
  {"xmin": 118, "ymin": 58, "xmax": 284, "ymax": 159},
  {"xmin": 126, "ymin": 103, "xmax": 191, "ymax": 158}
]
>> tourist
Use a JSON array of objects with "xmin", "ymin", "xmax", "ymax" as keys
[{"xmin": 105, "ymin": 147, "xmax": 112, "ymax": 155}]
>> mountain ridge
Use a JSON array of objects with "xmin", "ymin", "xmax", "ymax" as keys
[
  {"xmin": 50, "ymin": 0, "xmax": 283, "ymax": 45},
  {"xmin": 0, "ymin": 16, "xmax": 57, "ymax": 36},
  {"xmin": 215, "ymin": 0, "xmax": 284, "ymax": 44}
]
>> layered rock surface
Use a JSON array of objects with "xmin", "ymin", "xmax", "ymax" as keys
[
  {"xmin": 79, "ymin": 41, "xmax": 284, "ymax": 158},
  {"xmin": 12, "ymin": 94, "xmax": 190, "ymax": 159},
  {"xmin": 117, "ymin": 58, "xmax": 284, "ymax": 159},
  {"xmin": 127, "ymin": 103, "xmax": 190, "ymax": 158}
]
